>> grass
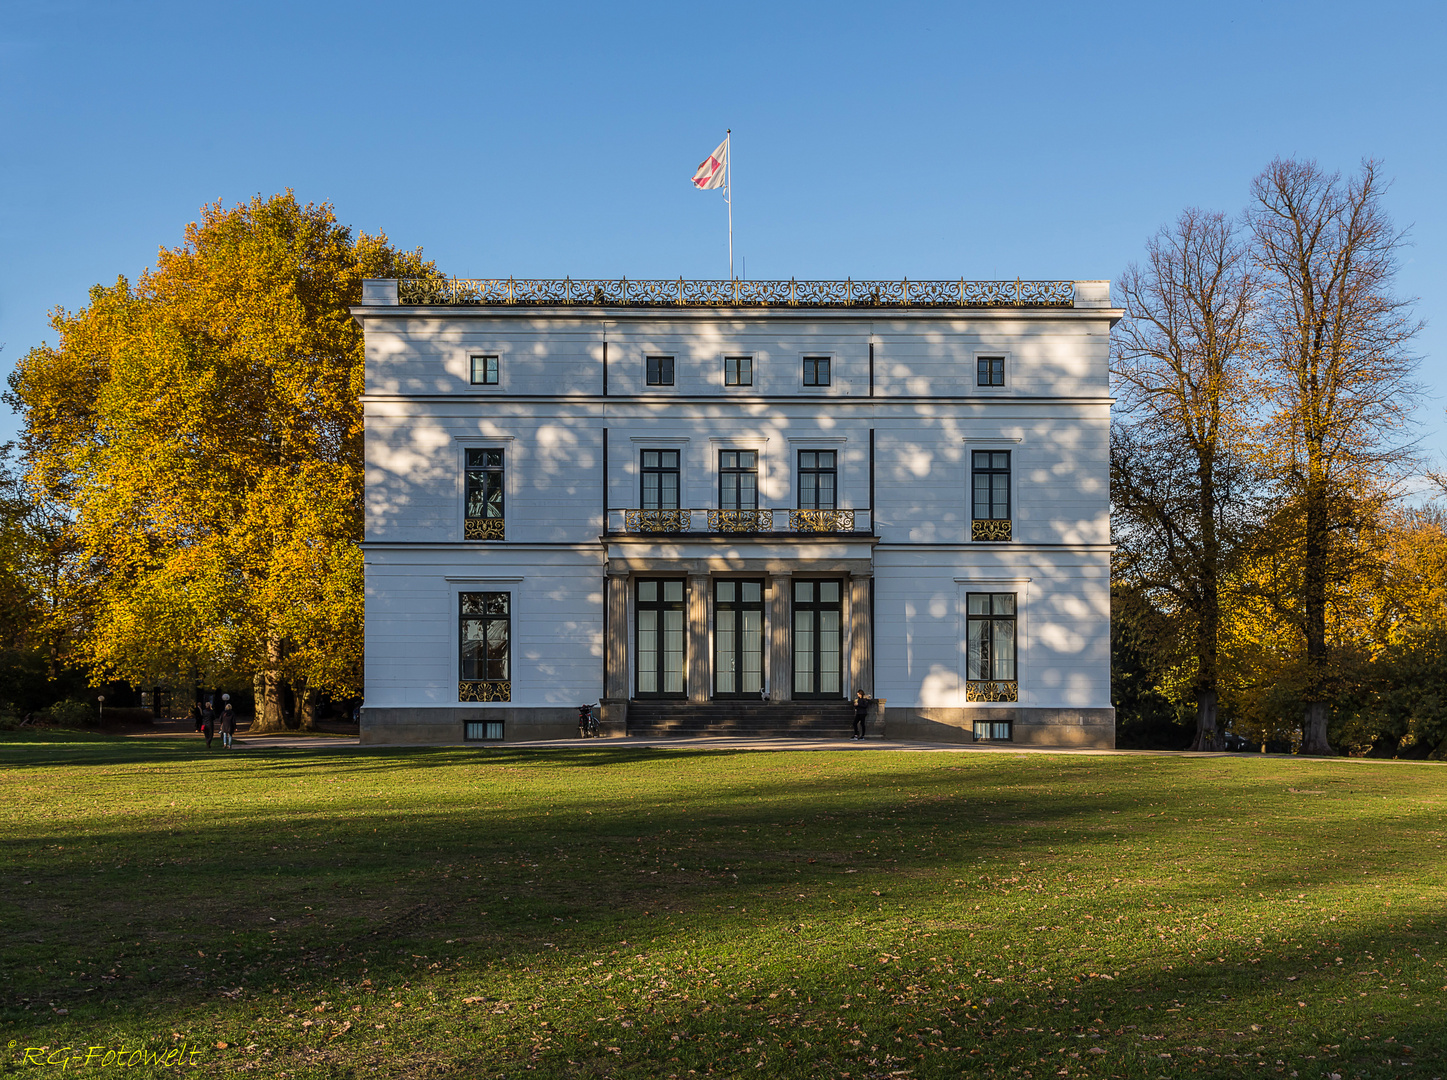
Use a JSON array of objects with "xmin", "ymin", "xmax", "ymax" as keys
[{"xmin": 1, "ymin": 733, "xmax": 1445, "ymax": 1079}]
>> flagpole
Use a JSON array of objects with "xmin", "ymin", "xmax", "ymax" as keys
[{"xmin": 726, "ymin": 129, "xmax": 733, "ymax": 281}]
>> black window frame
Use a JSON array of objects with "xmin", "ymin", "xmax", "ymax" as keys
[
  {"xmin": 646, "ymin": 355, "xmax": 676, "ymax": 387},
  {"xmin": 470, "ymin": 354, "xmax": 500, "ymax": 385},
  {"xmin": 792, "ymin": 578, "xmax": 844, "ymax": 699},
  {"xmin": 966, "ymin": 592, "xmax": 1016, "ymax": 684},
  {"xmin": 797, "ymin": 450, "xmax": 838, "ymax": 510},
  {"xmin": 460, "ymin": 591, "xmax": 511, "ymax": 683},
  {"xmin": 640, "ymin": 449, "xmax": 681, "ymax": 510},
  {"xmin": 714, "ymin": 578, "xmax": 766, "ymax": 697},
  {"xmin": 971, "ymin": 450, "xmax": 1010, "ymax": 521},
  {"xmin": 718, "ymin": 450, "xmax": 759, "ymax": 510},
  {"xmin": 724, "ymin": 355, "xmax": 753, "ymax": 387},
  {"xmin": 465, "ymin": 448, "xmax": 505, "ymax": 521},
  {"xmin": 802, "ymin": 356, "xmax": 831, "ymax": 387},
  {"xmin": 636, "ymin": 578, "xmax": 687, "ymax": 698},
  {"xmin": 977, "ymin": 355, "xmax": 1005, "ymax": 387}
]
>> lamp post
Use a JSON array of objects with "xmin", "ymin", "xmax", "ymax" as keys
[{"xmin": 97, "ymin": 694, "xmax": 105, "ymax": 724}]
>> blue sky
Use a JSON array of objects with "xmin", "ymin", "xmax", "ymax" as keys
[{"xmin": 2, "ymin": 0, "xmax": 1444, "ymax": 467}]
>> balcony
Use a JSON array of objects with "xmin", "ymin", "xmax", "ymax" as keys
[{"xmin": 609, "ymin": 508, "xmax": 872, "ymax": 535}]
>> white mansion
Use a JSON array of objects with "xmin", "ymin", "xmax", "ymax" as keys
[{"xmin": 355, "ymin": 277, "xmax": 1117, "ymax": 746}]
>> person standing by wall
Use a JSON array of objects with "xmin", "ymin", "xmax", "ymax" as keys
[{"xmin": 852, "ymin": 689, "xmax": 874, "ymax": 741}]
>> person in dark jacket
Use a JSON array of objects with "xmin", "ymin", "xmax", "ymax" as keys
[
  {"xmin": 219, "ymin": 704, "xmax": 237, "ymax": 748},
  {"xmin": 852, "ymin": 689, "xmax": 874, "ymax": 741},
  {"xmin": 190, "ymin": 703, "xmax": 203, "ymax": 732},
  {"xmin": 201, "ymin": 704, "xmax": 215, "ymax": 748}
]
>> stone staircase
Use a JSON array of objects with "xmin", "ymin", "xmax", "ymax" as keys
[{"xmin": 625, "ymin": 700, "xmax": 856, "ymax": 739}]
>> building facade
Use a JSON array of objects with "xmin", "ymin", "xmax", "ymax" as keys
[{"xmin": 355, "ymin": 277, "xmax": 1118, "ymax": 746}]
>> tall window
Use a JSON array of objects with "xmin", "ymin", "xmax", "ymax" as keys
[
  {"xmin": 724, "ymin": 356, "xmax": 752, "ymax": 386},
  {"xmin": 797, "ymin": 450, "xmax": 837, "ymax": 509},
  {"xmin": 470, "ymin": 355, "xmax": 499, "ymax": 385},
  {"xmin": 977, "ymin": 356, "xmax": 1004, "ymax": 387},
  {"xmin": 637, "ymin": 579, "xmax": 685, "ymax": 696},
  {"xmin": 646, "ymin": 355, "xmax": 675, "ymax": 386},
  {"xmin": 641, "ymin": 450, "xmax": 681, "ymax": 509},
  {"xmin": 802, "ymin": 356, "xmax": 831, "ymax": 387},
  {"xmin": 793, "ymin": 579, "xmax": 842, "ymax": 698},
  {"xmin": 967, "ymin": 592, "xmax": 1016, "ymax": 684},
  {"xmin": 972, "ymin": 451, "xmax": 1010, "ymax": 520},
  {"xmin": 460, "ymin": 592, "xmax": 510, "ymax": 702},
  {"xmin": 719, "ymin": 450, "xmax": 758, "ymax": 510},
  {"xmin": 715, "ymin": 580, "xmax": 764, "ymax": 696},
  {"xmin": 465, "ymin": 449, "xmax": 505, "ymax": 540}
]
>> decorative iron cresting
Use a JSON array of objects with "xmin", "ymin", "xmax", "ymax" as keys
[
  {"xmin": 398, "ymin": 277, "xmax": 1074, "ymax": 309},
  {"xmin": 972, "ymin": 518, "xmax": 1013, "ymax": 542},
  {"xmin": 624, "ymin": 509, "xmax": 691, "ymax": 533},
  {"xmin": 459, "ymin": 680, "xmax": 511, "ymax": 703},
  {"xmin": 789, "ymin": 509, "xmax": 856, "ymax": 533},
  {"xmin": 708, "ymin": 509, "xmax": 771, "ymax": 532},
  {"xmin": 464, "ymin": 518, "xmax": 505, "ymax": 541},
  {"xmin": 966, "ymin": 680, "xmax": 1019, "ymax": 703}
]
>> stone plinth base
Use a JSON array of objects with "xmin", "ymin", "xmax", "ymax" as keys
[
  {"xmin": 360, "ymin": 706, "xmax": 625, "ymax": 745},
  {"xmin": 881, "ymin": 707, "xmax": 1115, "ymax": 749}
]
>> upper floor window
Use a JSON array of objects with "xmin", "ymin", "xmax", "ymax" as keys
[
  {"xmin": 802, "ymin": 356, "xmax": 831, "ymax": 387},
  {"xmin": 797, "ymin": 450, "xmax": 837, "ymax": 509},
  {"xmin": 719, "ymin": 450, "xmax": 758, "ymax": 510},
  {"xmin": 972, "ymin": 450, "xmax": 1010, "ymax": 520},
  {"xmin": 470, "ymin": 355, "xmax": 499, "ymax": 385},
  {"xmin": 977, "ymin": 356, "xmax": 1004, "ymax": 387},
  {"xmin": 641, "ymin": 450, "xmax": 681, "ymax": 509},
  {"xmin": 465, "ymin": 449, "xmax": 505, "ymax": 540},
  {"xmin": 724, "ymin": 356, "xmax": 753, "ymax": 387},
  {"xmin": 646, "ymin": 355, "xmax": 675, "ymax": 386}
]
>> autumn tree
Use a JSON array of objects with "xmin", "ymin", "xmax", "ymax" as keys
[
  {"xmin": 4, "ymin": 193, "xmax": 442, "ymax": 731},
  {"xmin": 1247, "ymin": 158, "xmax": 1422, "ymax": 755},
  {"xmin": 1111, "ymin": 209, "xmax": 1258, "ymax": 750}
]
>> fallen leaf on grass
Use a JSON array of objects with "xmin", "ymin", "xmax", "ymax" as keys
[
  {"xmin": 462, "ymin": 996, "xmax": 487, "ymax": 1004},
  {"xmin": 328, "ymin": 1022, "xmax": 352, "ymax": 1040}
]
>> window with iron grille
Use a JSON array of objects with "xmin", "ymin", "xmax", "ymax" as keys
[
  {"xmin": 797, "ymin": 450, "xmax": 837, "ymax": 509},
  {"xmin": 646, "ymin": 355, "xmax": 675, "ymax": 386},
  {"xmin": 719, "ymin": 450, "xmax": 758, "ymax": 510},
  {"xmin": 641, "ymin": 450, "xmax": 681, "ymax": 509},
  {"xmin": 802, "ymin": 356, "xmax": 831, "ymax": 387}
]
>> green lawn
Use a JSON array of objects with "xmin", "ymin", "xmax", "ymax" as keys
[{"xmin": 2, "ymin": 734, "xmax": 1444, "ymax": 1079}]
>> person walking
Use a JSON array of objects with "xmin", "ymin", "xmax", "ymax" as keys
[
  {"xmin": 201, "ymin": 703, "xmax": 215, "ymax": 749},
  {"xmin": 852, "ymin": 689, "xmax": 874, "ymax": 741},
  {"xmin": 220, "ymin": 703, "xmax": 237, "ymax": 749},
  {"xmin": 190, "ymin": 702, "xmax": 203, "ymax": 732}
]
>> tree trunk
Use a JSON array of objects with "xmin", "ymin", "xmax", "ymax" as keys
[
  {"xmin": 249, "ymin": 635, "xmax": 288, "ymax": 733},
  {"xmin": 1299, "ymin": 700, "xmax": 1335, "ymax": 756},
  {"xmin": 1189, "ymin": 689, "xmax": 1220, "ymax": 751},
  {"xmin": 296, "ymin": 684, "xmax": 318, "ymax": 731}
]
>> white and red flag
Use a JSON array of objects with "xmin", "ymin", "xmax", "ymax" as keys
[{"xmin": 691, "ymin": 137, "xmax": 729, "ymax": 190}]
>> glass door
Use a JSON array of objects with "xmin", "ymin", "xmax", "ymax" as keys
[
  {"xmin": 715, "ymin": 580, "xmax": 764, "ymax": 696},
  {"xmin": 636, "ymin": 579, "xmax": 685, "ymax": 697},
  {"xmin": 793, "ymin": 579, "xmax": 843, "ymax": 698}
]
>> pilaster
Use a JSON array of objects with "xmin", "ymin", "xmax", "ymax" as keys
[
  {"xmin": 769, "ymin": 573, "xmax": 791, "ymax": 701},
  {"xmin": 687, "ymin": 574, "xmax": 710, "ymax": 703},
  {"xmin": 604, "ymin": 571, "xmax": 629, "ymax": 701},
  {"xmin": 850, "ymin": 575, "xmax": 873, "ymax": 695}
]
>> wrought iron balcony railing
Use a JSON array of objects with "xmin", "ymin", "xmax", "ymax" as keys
[
  {"xmin": 397, "ymin": 277, "xmax": 1075, "ymax": 309},
  {"xmin": 966, "ymin": 680, "xmax": 1018, "ymax": 703},
  {"xmin": 610, "ymin": 508, "xmax": 869, "ymax": 535},
  {"xmin": 971, "ymin": 518, "xmax": 1012, "ymax": 542}
]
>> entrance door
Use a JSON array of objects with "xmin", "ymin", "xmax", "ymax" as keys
[
  {"xmin": 793, "ymin": 579, "xmax": 843, "ymax": 698},
  {"xmin": 715, "ymin": 579, "xmax": 764, "ymax": 696},
  {"xmin": 636, "ymin": 579, "xmax": 685, "ymax": 697}
]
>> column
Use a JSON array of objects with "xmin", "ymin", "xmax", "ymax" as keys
[
  {"xmin": 769, "ymin": 573, "xmax": 791, "ymax": 701},
  {"xmin": 687, "ymin": 574, "xmax": 710, "ymax": 703},
  {"xmin": 604, "ymin": 571, "xmax": 629, "ymax": 701},
  {"xmin": 850, "ymin": 574, "xmax": 873, "ymax": 695}
]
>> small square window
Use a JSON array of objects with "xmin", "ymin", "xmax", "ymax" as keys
[
  {"xmin": 724, "ymin": 356, "xmax": 752, "ymax": 386},
  {"xmin": 802, "ymin": 356, "xmax": 831, "ymax": 387},
  {"xmin": 646, "ymin": 356, "xmax": 675, "ymax": 386},
  {"xmin": 471, "ymin": 355, "xmax": 500, "ymax": 385},
  {"xmin": 977, "ymin": 356, "xmax": 1004, "ymax": 387}
]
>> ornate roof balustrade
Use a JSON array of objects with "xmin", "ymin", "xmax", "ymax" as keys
[
  {"xmin": 609, "ymin": 508, "xmax": 870, "ymax": 535},
  {"xmin": 396, "ymin": 277, "xmax": 1076, "ymax": 309}
]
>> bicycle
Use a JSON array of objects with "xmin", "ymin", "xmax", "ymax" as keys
[{"xmin": 577, "ymin": 703, "xmax": 600, "ymax": 738}]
